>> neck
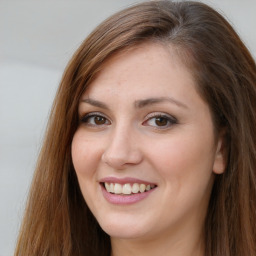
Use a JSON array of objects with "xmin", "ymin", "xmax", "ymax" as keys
[{"xmin": 110, "ymin": 226, "xmax": 205, "ymax": 256}]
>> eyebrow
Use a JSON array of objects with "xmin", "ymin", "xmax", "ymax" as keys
[
  {"xmin": 81, "ymin": 96, "xmax": 188, "ymax": 109},
  {"xmin": 81, "ymin": 98, "xmax": 109, "ymax": 109},
  {"xmin": 134, "ymin": 97, "xmax": 188, "ymax": 109}
]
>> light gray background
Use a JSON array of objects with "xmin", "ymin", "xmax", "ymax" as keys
[{"xmin": 0, "ymin": 0, "xmax": 255, "ymax": 255}]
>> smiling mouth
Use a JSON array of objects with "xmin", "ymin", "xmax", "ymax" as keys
[{"xmin": 102, "ymin": 182, "xmax": 157, "ymax": 195}]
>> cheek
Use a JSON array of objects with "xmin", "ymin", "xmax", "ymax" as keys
[
  {"xmin": 71, "ymin": 130, "xmax": 102, "ymax": 179},
  {"xmin": 71, "ymin": 130, "xmax": 105, "ymax": 209},
  {"xmin": 152, "ymin": 136, "xmax": 215, "ymax": 215},
  {"xmin": 147, "ymin": 132, "xmax": 216, "ymax": 189}
]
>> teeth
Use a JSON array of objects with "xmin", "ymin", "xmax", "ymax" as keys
[
  {"xmin": 132, "ymin": 183, "xmax": 140, "ymax": 193},
  {"xmin": 139, "ymin": 184, "xmax": 146, "ymax": 193},
  {"xmin": 110, "ymin": 183, "xmax": 114, "ymax": 193},
  {"xmin": 105, "ymin": 182, "xmax": 110, "ymax": 191},
  {"xmin": 123, "ymin": 184, "xmax": 132, "ymax": 194},
  {"xmin": 104, "ymin": 182, "xmax": 156, "ymax": 195},
  {"xmin": 114, "ymin": 183, "xmax": 122, "ymax": 194}
]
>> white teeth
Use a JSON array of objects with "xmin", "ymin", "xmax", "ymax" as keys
[
  {"xmin": 132, "ymin": 183, "xmax": 140, "ymax": 193},
  {"xmin": 139, "ymin": 184, "xmax": 146, "ymax": 193},
  {"xmin": 122, "ymin": 184, "xmax": 132, "ymax": 194},
  {"xmin": 110, "ymin": 183, "xmax": 114, "ymax": 193},
  {"xmin": 105, "ymin": 183, "xmax": 110, "ymax": 191},
  {"xmin": 114, "ymin": 183, "xmax": 122, "ymax": 194},
  {"xmin": 104, "ymin": 182, "xmax": 155, "ymax": 195}
]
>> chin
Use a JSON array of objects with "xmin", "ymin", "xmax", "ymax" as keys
[
  {"xmin": 104, "ymin": 228, "xmax": 147, "ymax": 240},
  {"xmin": 98, "ymin": 218, "xmax": 150, "ymax": 240}
]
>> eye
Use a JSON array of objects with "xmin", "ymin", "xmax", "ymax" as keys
[
  {"xmin": 143, "ymin": 113, "xmax": 177, "ymax": 129},
  {"xmin": 80, "ymin": 113, "xmax": 111, "ymax": 127}
]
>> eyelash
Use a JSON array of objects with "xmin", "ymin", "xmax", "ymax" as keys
[
  {"xmin": 143, "ymin": 112, "xmax": 177, "ymax": 129},
  {"xmin": 80, "ymin": 112, "xmax": 111, "ymax": 127},
  {"xmin": 80, "ymin": 112, "xmax": 177, "ymax": 129}
]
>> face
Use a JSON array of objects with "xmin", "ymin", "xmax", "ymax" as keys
[{"xmin": 72, "ymin": 43, "xmax": 225, "ymax": 243}]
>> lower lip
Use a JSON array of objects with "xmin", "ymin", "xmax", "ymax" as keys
[{"xmin": 101, "ymin": 185, "xmax": 155, "ymax": 205}]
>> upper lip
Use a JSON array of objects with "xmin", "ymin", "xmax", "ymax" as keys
[{"xmin": 99, "ymin": 176, "xmax": 157, "ymax": 186}]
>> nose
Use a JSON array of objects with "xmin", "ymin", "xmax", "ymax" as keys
[{"xmin": 101, "ymin": 125, "xmax": 143, "ymax": 170}]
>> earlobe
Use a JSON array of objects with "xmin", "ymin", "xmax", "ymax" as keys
[{"xmin": 213, "ymin": 133, "xmax": 227, "ymax": 174}]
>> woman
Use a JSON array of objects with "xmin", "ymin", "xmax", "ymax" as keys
[{"xmin": 15, "ymin": 1, "xmax": 256, "ymax": 256}]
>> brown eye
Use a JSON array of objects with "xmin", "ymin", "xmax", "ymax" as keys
[
  {"xmin": 81, "ymin": 113, "xmax": 110, "ymax": 126},
  {"xmin": 143, "ymin": 113, "xmax": 177, "ymax": 129},
  {"xmin": 155, "ymin": 117, "xmax": 168, "ymax": 126},
  {"xmin": 94, "ymin": 116, "xmax": 107, "ymax": 125}
]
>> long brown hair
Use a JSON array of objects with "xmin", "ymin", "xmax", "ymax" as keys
[{"xmin": 15, "ymin": 1, "xmax": 256, "ymax": 255}]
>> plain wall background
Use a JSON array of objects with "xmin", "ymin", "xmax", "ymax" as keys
[{"xmin": 0, "ymin": 1, "xmax": 255, "ymax": 255}]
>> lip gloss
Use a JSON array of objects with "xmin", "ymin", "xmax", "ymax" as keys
[
  {"xmin": 101, "ymin": 185, "xmax": 155, "ymax": 204},
  {"xmin": 99, "ymin": 177, "xmax": 157, "ymax": 205}
]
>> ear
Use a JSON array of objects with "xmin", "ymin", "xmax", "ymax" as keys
[{"xmin": 213, "ymin": 131, "xmax": 227, "ymax": 174}]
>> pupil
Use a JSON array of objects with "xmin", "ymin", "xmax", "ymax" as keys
[
  {"xmin": 95, "ymin": 116, "xmax": 105, "ymax": 125},
  {"xmin": 155, "ymin": 117, "xmax": 167, "ymax": 126}
]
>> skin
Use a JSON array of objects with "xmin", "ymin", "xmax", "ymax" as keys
[{"xmin": 71, "ymin": 43, "xmax": 225, "ymax": 256}]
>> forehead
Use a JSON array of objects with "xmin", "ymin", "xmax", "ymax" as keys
[{"xmin": 84, "ymin": 42, "xmax": 196, "ymax": 98}]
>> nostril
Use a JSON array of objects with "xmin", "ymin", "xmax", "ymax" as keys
[
  {"xmin": 101, "ymin": 153, "xmax": 129, "ymax": 169},
  {"xmin": 101, "ymin": 148, "xmax": 143, "ymax": 169}
]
